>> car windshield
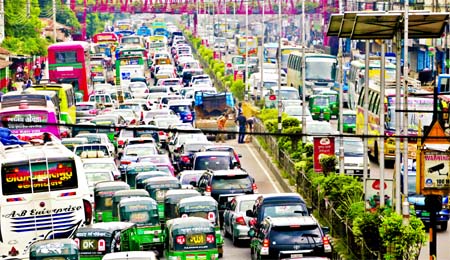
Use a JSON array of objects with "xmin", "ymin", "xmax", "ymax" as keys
[
  {"xmin": 156, "ymin": 165, "xmax": 171, "ymax": 174},
  {"xmin": 126, "ymin": 146, "xmax": 157, "ymax": 156},
  {"xmin": 77, "ymin": 104, "xmax": 95, "ymax": 111},
  {"xmin": 313, "ymin": 97, "xmax": 329, "ymax": 106},
  {"xmin": 306, "ymin": 123, "xmax": 333, "ymax": 134},
  {"xmin": 343, "ymin": 114, "xmax": 356, "ymax": 124},
  {"xmin": 170, "ymin": 105, "xmax": 191, "ymax": 113},
  {"xmin": 276, "ymin": 90, "xmax": 300, "ymax": 100},
  {"xmin": 263, "ymin": 204, "xmax": 308, "ymax": 218},
  {"xmin": 195, "ymin": 156, "xmax": 230, "ymax": 170},
  {"xmin": 155, "ymin": 119, "xmax": 178, "ymax": 128},
  {"xmin": 336, "ymin": 140, "xmax": 364, "ymax": 156},
  {"xmin": 119, "ymin": 104, "xmax": 140, "ymax": 111},
  {"xmin": 269, "ymin": 225, "xmax": 322, "ymax": 244}
]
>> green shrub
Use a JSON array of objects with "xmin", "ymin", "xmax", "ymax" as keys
[
  {"xmin": 264, "ymin": 119, "xmax": 278, "ymax": 134},
  {"xmin": 258, "ymin": 108, "xmax": 279, "ymax": 122},
  {"xmin": 230, "ymin": 80, "xmax": 244, "ymax": 101},
  {"xmin": 319, "ymin": 155, "xmax": 337, "ymax": 175},
  {"xmin": 282, "ymin": 117, "xmax": 300, "ymax": 128}
]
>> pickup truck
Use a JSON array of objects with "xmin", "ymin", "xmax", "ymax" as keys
[{"xmin": 193, "ymin": 92, "xmax": 236, "ymax": 141}]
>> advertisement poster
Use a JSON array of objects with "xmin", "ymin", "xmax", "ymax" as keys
[
  {"xmin": 313, "ymin": 137, "xmax": 335, "ymax": 172},
  {"xmin": 423, "ymin": 150, "xmax": 450, "ymax": 189},
  {"xmin": 365, "ymin": 179, "xmax": 393, "ymax": 211}
]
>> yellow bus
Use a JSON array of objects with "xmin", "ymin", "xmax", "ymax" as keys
[
  {"xmin": 355, "ymin": 80, "xmax": 434, "ymax": 163},
  {"xmin": 236, "ymin": 36, "xmax": 257, "ymax": 58},
  {"xmin": 31, "ymin": 83, "xmax": 77, "ymax": 124}
]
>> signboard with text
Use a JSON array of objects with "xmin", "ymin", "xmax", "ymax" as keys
[
  {"xmin": 313, "ymin": 137, "xmax": 335, "ymax": 172},
  {"xmin": 419, "ymin": 149, "xmax": 450, "ymax": 195}
]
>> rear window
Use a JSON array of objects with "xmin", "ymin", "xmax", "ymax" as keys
[
  {"xmin": 77, "ymin": 104, "xmax": 95, "ymax": 111},
  {"xmin": 195, "ymin": 156, "xmax": 231, "ymax": 170},
  {"xmin": 2, "ymin": 161, "xmax": 78, "ymax": 195},
  {"xmin": 149, "ymin": 87, "xmax": 168, "ymax": 93},
  {"xmin": 262, "ymin": 204, "xmax": 308, "ymax": 219},
  {"xmin": 170, "ymin": 105, "xmax": 191, "ymax": 113},
  {"xmin": 211, "ymin": 175, "xmax": 251, "ymax": 189},
  {"xmin": 269, "ymin": 225, "xmax": 322, "ymax": 244}
]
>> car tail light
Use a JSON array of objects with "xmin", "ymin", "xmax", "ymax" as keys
[
  {"xmin": 83, "ymin": 199, "xmax": 93, "ymax": 225},
  {"xmin": 121, "ymin": 160, "xmax": 131, "ymax": 165},
  {"xmin": 159, "ymin": 131, "xmax": 165, "ymax": 136},
  {"xmin": 235, "ymin": 216, "xmax": 246, "ymax": 226},
  {"xmin": 129, "ymin": 119, "xmax": 136, "ymax": 125},
  {"xmin": 89, "ymin": 109, "xmax": 97, "ymax": 115},
  {"xmin": 263, "ymin": 239, "xmax": 270, "ymax": 247},
  {"xmin": 118, "ymin": 140, "xmax": 124, "ymax": 146},
  {"xmin": 145, "ymin": 88, "xmax": 149, "ymax": 93},
  {"xmin": 141, "ymin": 111, "xmax": 144, "ymax": 120},
  {"xmin": 181, "ymin": 155, "xmax": 190, "ymax": 163},
  {"xmin": 176, "ymin": 235, "xmax": 185, "ymax": 244},
  {"xmin": 206, "ymin": 185, "xmax": 211, "ymax": 193},
  {"xmin": 269, "ymin": 95, "xmax": 276, "ymax": 101},
  {"xmin": 261, "ymin": 238, "xmax": 270, "ymax": 255},
  {"xmin": 252, "ymin": 183, "xmax": 258, "ymax": 193},
  {"xmin": 249, "ymin": 218, "xmax": 256, "ymax": 226},
  {"xmin": 323, "ymin": 235, "xmax": 332, "ymax": 252},
  {"xmin": 186, "ymin": 114, "xmax": 192, "ymax": 120},
  {"xmin": 206, "ymin": 234, "xmax": 215, "ymax": 243}
]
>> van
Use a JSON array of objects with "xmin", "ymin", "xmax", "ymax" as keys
[{"xmin": 246, "ymin": 193, "xmax": 309, "ymax": 227}]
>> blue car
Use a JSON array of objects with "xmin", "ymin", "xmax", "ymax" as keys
[
  {"xmin": 402, "ymin": 159, "xmax": 449, "ymax": 231},
  {"xmin": 168, "ymin": 101, "xmax": 195, "ymax": 124}
]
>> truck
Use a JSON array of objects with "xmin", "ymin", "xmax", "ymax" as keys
[{"xmin": 193, "ymin": 92, "xmax": 237, "ymax": 141}]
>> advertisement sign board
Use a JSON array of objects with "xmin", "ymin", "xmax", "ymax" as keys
[
  {"xmin": 365, "ymin": 179, "xmax": 393, "ymax": 211},
  {"xmin": 313, "ymin": 137, "xmax": 335, "ymax": 172},
  {"xmin": 419, "ymin": 149, "xmax": 450, "ymax": 195}
]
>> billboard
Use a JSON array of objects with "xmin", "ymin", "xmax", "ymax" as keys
[
  {"xmin": 313, "ymin": 137, "xmax": 335, "ymax": 172},
  {"xmin": 419, "ymin": 149, "xmax": 450, "ymax": 195}
]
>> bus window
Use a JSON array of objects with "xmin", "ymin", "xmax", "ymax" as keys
[{"xmin": 56, "ymin": 51, "xmax": 77, "ymax": 63}]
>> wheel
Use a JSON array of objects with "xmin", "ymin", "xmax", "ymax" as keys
[
  {"xmin": 156, "ymin": 245, "xmax": 164, "ymax": 258},
  {"xmin": 440, "ymin": 222, "xmax": 448, "ymax": 231}
]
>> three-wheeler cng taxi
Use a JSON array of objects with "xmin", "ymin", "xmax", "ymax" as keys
[
  {"xmin": 111, "ymin": 189, "xmax": 150, "ymax": 221},
  {"xmin": 143, "ymin": 176, "xmax": 181, "ymax": 223},
  {"xmin": 123, "ymin": 162, "xmax": 157, "ymax": 188},
  {"xmin": 164, "ymin": 189, "xmax": 201, "ymax": 222},
  {"xmin": 74, "ymin": 222, "xmax": 135, "ymax": 260},
  {"xmin": 30, "ymin": 238, "xmax": 79, "ymax": 260},
  {"xmin": 164, "ymin": 217, "xmax": 219, "ymax": 260},
  {"xmin": 94, "ymin": 181, "xmax": 130, "ymax": 222},
  {"xmin": 177, "ymin": 196, "xmax": 224, "ymax": 257},
  {"xmin": 308, "ymin": 94, "xmax": 331, "ymax": 121},
  {"xmin": 320, "ymin": 89, "xmax": 339, "ymax": 117},
  {"xmin": 118, "ymin": 197, "xmax": 165, "ymax": 256},
  {"xmin": 135, "ymin": 171, "xmax": 171, "ymax": 189}
]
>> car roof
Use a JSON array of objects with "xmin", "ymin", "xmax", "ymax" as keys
[
  {"xmin": 194, "ymin": 151, "xmax": 231, "ymax": 157},
  {"xmin": 208, "ymin": 169, "xmax": 249, "ymax": 176},
  {"xmin": 257, "ymin": 193, "xmax": 305, "ymax": 203},
  {"xmin": 266, "ymin": 216, "xmax": 318, "ymax": 227}
]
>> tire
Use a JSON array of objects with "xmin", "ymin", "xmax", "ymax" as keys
[{"xmin": 440, "ymin": 222, "xmax": 448, "ymax": 231}]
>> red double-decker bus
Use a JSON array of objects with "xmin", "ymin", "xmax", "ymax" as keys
[{"xmin": 48, "ymin": 41, "xmax": 91, "ymax": 102}]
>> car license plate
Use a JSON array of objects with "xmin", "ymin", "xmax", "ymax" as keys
[
  {"xmin": 153, "ymin": 238, "xmax": 160, "ymax": 242},
  {"xmin": 291, "ymin": 254, "xmax": 303, "ymax": 258},
  {"xmin": 422, "ymin": 212, "xmax": 430, "ymax": 217},
  {"xmin": 347, "ymin": 170, "xmax": 354, "ymax": 174}
]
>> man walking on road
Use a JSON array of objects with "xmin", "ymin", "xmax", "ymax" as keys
[{"xmin": 235, "ymin": 113, "xmax": 247, "ymax": 144}]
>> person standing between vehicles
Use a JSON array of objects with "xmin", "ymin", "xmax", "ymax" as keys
[
  {"xmin": 34, "ymin": 65, "xmax": 41, "ymax": 84},
  {"xmin": 235, "ymin": 112, "xmax": 247, "ymax": 144},
  {"xmin": 216, "ymin": 113, "xmax": 227, "ymax": 143}
]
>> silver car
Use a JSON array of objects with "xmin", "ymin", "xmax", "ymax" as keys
[{"xmin": 222, "ymin": 194, "xmax": 259, "ymax": 245}]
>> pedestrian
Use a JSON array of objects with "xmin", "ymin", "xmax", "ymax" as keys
[
  {"xmin": 235, "ymin": 112, "xmax": 247, "ymax": 144},
  {"xmin": 24, "ymin": 78, "xmax": 32, "ymax": 89},
  {"xmin": 7, "ymin": 80, "xmax": 14, "ymax": 92},
  {"xmin": 34, "ymin": 65, "xmax": 41, "ymax": 84},
  {"xmin": 216, "ymin": 113, "xmax": 227, "ymax": 143}
]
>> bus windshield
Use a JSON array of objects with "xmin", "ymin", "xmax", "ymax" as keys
[{"xmin": 305, "ymin": 58, "xmax": 337, "ymax": 81}]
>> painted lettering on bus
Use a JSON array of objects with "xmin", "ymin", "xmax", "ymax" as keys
[{"xmin": 3, "ymin": 205, "xmax": 82, "ymax": 218}]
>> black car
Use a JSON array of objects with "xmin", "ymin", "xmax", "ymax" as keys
[
  {"xmin": 175, "ymin": 140, "xmax": 212, "ymax": 171},
  {"xmin": 249, "ymin": 216, "xmax": 332, "ymax": 260},
  {"xmin": 195, "ymin": 169, "xmax": 257, "ymax": 202}
]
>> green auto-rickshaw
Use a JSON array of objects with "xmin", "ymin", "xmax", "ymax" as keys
[
  {"xmin": 74, "ymin": 222, "xmax": 135, "ymax": 260},
  {"xmin": 320, "ymin": 89, "xmax": 339, "ymax": 118},
  {"xmin": 164, "ymin": 189, "xmax": 201, "ymax": 222},
  {"xmin": 119, "ymin": 197, "xmax": 165, "ymax": 256},
  {"xmin": 135, "ymin": 171, "xmax": 171, "ymax": 189},
  {"xmin": 30, "ymin": 239, "xmax": 79, "ymax": 260},
  {"xmin": 339, "ymin": 110, "xmax": 356, "ymax": 133},
  {"xmin": 177, "ymin": 196, "xmax": 224, "ymax": 257},
  {"xmin": 111, "ymin": 189, "xmax": 150, "ymax": 221},
  {"xmin": 94, "ymin": 181, "xmax": 130, "ymax": 222},
  {"xmin": 308, "ymin": 94, "xmax": 331, "ymax": 121},
  {"xmin": 164, "ymin": 217, "xmax": 219, "ymax": 260},
  {"xmin": 143, "ymin": 176, "xmax": 181, "ymax": 224},
  {"xmin": 123, "ymin": 162, "xmax": 157, "ymax": 188}
]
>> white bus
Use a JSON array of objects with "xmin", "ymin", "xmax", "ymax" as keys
[
  {"xmin": 0, "ymin": 142, "xmax": 92, "ymax": 259},
  {"xmin": 286, "ymin": 52, "xmax": 338, "ymax": 99}
]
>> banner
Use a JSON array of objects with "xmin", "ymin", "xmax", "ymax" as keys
[{"xmin": 313, "ymin": 137, "xmax": 335, "ymax": 172}]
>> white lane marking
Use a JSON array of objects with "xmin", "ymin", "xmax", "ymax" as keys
[{"xmin": 246, "ymin": 144, "xmax": 281, "ymax": 193}]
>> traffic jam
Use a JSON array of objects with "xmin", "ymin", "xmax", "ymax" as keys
[{"xmin": 0, "ymin": 17, "xmax": 333, "ymax": 260}]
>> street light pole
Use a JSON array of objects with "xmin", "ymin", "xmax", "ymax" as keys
[
  {"xmin": 245, "ymin": 1, "xmax": 249, "ymax": 101},
  {"xmin": 301, "ymin": 0, "xmax": 306, "ymax": 143},
  {"xmin": 277, "ymin": 0, "xmax": 282, "ymax": 133},
  {"xmin": 53, "ymin": 0, "xmax": 57, "ymax": 43},
  {"xmin": 260, "ymin": 0, "xmax": 265, "ymax": 100}
]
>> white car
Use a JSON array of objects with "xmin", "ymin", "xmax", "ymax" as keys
[
  {"xmin": 128, "ymin": 82, "xmax": 149, "ymax": 99},
  {"xmin": 82, "ymin": 157, "xmax": 121, "ymax": 180},
  {"xmin": 74, "ymin": 133, "xmax": 115, "ymax": 157},
  {"xmin": 283, "ymin": 106, "xmax": 313, "ymax": 123},
  {"xmin": 335, "ymin": 137, "xmax": 369, "ymax": 177}
]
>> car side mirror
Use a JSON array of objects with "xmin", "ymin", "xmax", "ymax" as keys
[
  {"xmin": 238, "ymin": 154, "xmax": 242, "ymax": 158},
  {"xmin": 248, "ymin": 228, "xmax": 256, "ymax": 238},
  {"xmin": 322, "ymin": 226, "xmax": 330, "ymax": 235},
  {"xmin": 246, "ymin": 209, "xmax": 253, "ymax": 218}
]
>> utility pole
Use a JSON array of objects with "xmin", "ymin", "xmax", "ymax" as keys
[
  {"xmin": 27, "ymin": 0, "xmax": 31, "ymax": 18},
  {"xmin": 0, "ymin": 0, "xmax": 4, "ymax": 44},
  {"xmin": 53, "ymin": 0, "xmax": 57, "ymax": 43},
  {"xmin": 259, "ymin": 0, "xmax": 265, "ymax": 100},
  {"xmin": 277, "ymin": 0, "xmax": 282, "ymax": 133}
]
